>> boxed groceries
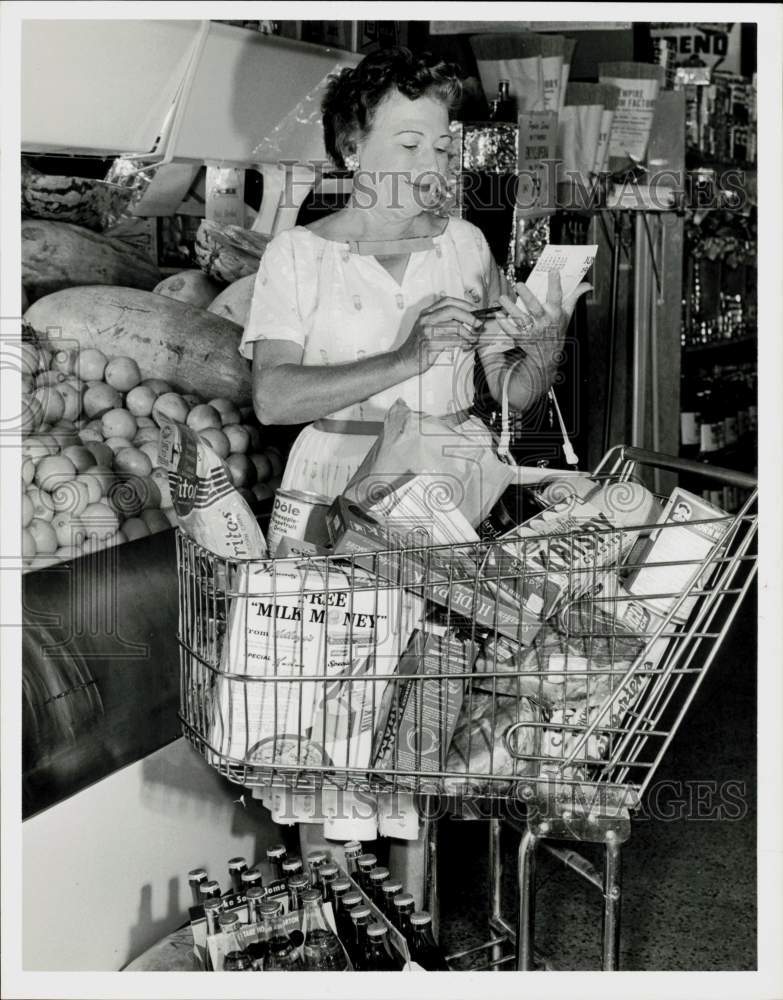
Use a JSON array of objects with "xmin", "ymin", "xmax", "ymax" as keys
[
  {"xmin": 372, "ymin": 625, "xmax": 478, "ymax": 781},
  {"xmin": 496, "ymin": 480, "xmax": 661, "ymax": 621},
  {"xmin": 623, "ymin": 487, "xmax": 732, "ymax": 624},
  {"xmin": 327, "ymin": 496, "xmax": 540, "ymax": 644}
]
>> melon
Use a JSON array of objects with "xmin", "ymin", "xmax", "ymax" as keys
[
  {"xmin": 153, "ymin": 270, "xmax": 224, "ymax": 308},
  {"xmin": 207, "ymin": 274, "xmax": 255, "ymax": 328},
  {"xmin": 21, "ymin": 161, "xmax": 135, "ymax": 231},
  {"xmin": 24, "ymin": 286, "xmax": 252, "ymax": 405},
  {"xmin": 194, "ymin": 220, "xmax": 270, "ymax": 284},
  {"xmin": 22, "ymin": 220, "xmax": 161, "ymax": 303}
]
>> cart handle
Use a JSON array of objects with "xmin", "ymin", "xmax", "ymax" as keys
[{"xmin": 593, "ymin": 445, "xmax": 757, "ymax": 490}]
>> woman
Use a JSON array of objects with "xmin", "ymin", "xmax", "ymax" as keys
[{"xmin": 240, "ymin": 47, "xmax": 588, "ymax": 885}]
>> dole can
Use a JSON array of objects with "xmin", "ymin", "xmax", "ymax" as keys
[{"xmin": 267, "ymin": 488, "xmax": 332, "ymax": 556}]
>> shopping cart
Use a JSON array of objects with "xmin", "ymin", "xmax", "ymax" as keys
[{"xmin": 176, "ymin": 445, "xmax": 757, "ymax": 971}]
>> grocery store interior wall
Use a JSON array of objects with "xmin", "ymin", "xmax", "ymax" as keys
[{"xmin": 23, "ymin": 738, "xmax": 278, "ymax": 970}]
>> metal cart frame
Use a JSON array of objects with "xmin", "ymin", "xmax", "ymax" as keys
[{"xmin": 176, "ymin": 444, "xmax": 757, "ymax": 972}]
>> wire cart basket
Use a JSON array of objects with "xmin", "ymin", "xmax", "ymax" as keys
[{"xmin": 176, "ymin": 445, "xmax": 757, "ymax": 971}]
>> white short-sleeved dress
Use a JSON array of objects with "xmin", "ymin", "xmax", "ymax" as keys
[{"xmin": 240, "ymin": 216, "xmax": 511, "ymax": 499}]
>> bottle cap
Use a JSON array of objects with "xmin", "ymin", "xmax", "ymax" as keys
[
  {"xmin": 245, "ymin": 885, "xmax": 264, "ymax": 900},
  {"xmin": 410, "ymin": 911, "xmax": 433, "ymax": 926},
  {"xmin": 259, "ymin": 899, "xmax": 284, "ymax": 916},
  {"xmin": 320, "ymin": 863, "xmax": 339, "ymax": 879},
  {"xmin": 393, "ymin": 893, "xmax": 415, "ymax": 909},
  {"xmin": 307, "ymin": 850, "xmax": 328, "ymax": 865},
  {"xmin": 218, "ymin": 911, "xmax": 241, "ymax": 928},
  {"xmin": 367, "ymin": 922, "xmax": 389, "ymax": 938},
  {"xmin": 350, "ymin": 905, "xmax": 372, "ymax": 922},
  {"xmin": 344, "ymin": 840, "xmax": 363, "ymax": 854},
  {"xmin": 281, "ymin": 856, "xmax": 304, "ymax": 873},
  {"xmin": 381, "ymin": 881, "xmax": 403, "ymax": 897},
  {"xmin": 299, "ymin": 888, "xmax": 322, "ymax": 904},
  {"xmin": 369, "ymin": 867, "xmax": 390, "ymax": 884},
  {"xmin": 199, "ymin": 880, "xmax": 221, "ymax": 897},
  {"xmin": 266, "ymin": 844, "xmax": 287, "ymax": 860},
  {"xmin": 241, "ymin": 868, "xmax": 263, "ymax": 885},
  {"xmin": 187, "ymin": 868, "xmax": 208, "ymax": 882},
  {"xmin": 203, "ymin": 897, "xmax": 222, "ymax": 912},
  {"xmin": 357, "ymin": 853, "xmax": 377, "ymax": 870},
  {"xmin": 288, "ymin": 873, "xmax": 311, "ymax": 889},
  {"xmin": 332, "ymin": 878, "xmax": 352, "ymax": 894},
  {"xmin": 227, "ymin": 857, "xmax": 247, "ymax": 871}
]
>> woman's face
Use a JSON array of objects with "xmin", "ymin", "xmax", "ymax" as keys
[{"xmin": 352, "ymin": 88, "xmax": 452, "ymax": 217}]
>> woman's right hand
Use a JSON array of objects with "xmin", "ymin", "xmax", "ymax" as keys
[{"xmin": 393, "ymin": 296, "xmax": 483, "ymax": 376}]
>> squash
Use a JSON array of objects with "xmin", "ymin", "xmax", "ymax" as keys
[
  {"xmin": 194, "ymin": 220, "xmax": 270, "ymax": 284},
  {"xmin": 24, "ymin": 286, "xmax": 252, "ymax": 405},
  {"xmin": 207, "ymin": 274, "xmax": 255, "ymax": 328},
  {"xmin": 154, "ymin": 269, "xmax": 224, "ymax": 308},
  {"xmin": 22, "ymin": 220, "xmax": 161, "ymax": 304}
]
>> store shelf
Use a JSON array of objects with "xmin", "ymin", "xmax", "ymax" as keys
[{"xmin": 683, "ymin": 335, "xmax": 757, "ymax": 355}]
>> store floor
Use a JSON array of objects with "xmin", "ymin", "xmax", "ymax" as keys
[{"xmin": 437, "ymin": 591, "xmax": 757, "ymax": 972}]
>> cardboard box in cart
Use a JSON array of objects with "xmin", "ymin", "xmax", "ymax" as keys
[
  {"xmin": 327, "ymin": 497, "xmax": 541, "ymax": 644},
  {"xmin": 372, "ymin": 626, "xmax": 479, "ymax": 780}
]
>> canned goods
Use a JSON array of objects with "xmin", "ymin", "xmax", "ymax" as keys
[{"xmin": 267, "ymin": 488, "xmax": 332, "ymax": 556}]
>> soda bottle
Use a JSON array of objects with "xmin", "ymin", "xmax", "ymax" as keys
[
  {"xmin": 407, "ymin": 911, "xmax": 449, "ymax": 971},
  {"xmin": 202, "ymin": 896, "xmax": 222, "ymax": 971},
  {"xmin": 218, "ymin": 911, "xmax": 252, "ymax": 971},
  {"xmin": 392, "ymin": 892, "xmax": 416, "ymax": 940},
  {"xmin": 319, "ymin": 863, "xmax": 340, "ymax": 903},
  {"xmin": 380, "ymin": 880, "xmax": 404, "ymax": 923},
  {"xmin": 343, "ymin": 841, "xmax": 363, "ymax": 877},
  {"xmin": 306, "ymin": 850, "xmax": 329, "ymax": 893},
  {"xmin": 287, "ymin": 872, "xmax": 312, "ymax": 915},
  {"xmin": 348, "ymin": 905, "xmax": 373, "ymax": 970},
  {"xmin": 266, "ymin": 843, "xmax": 288, "ymax": 882},
  {"xmin": 265, "ymin": 907, "xmax": 304, "ymax": 971},
  {"xmin": 364, "ymin": 922, "xmax": 405, "ymax": 971},
  {"xmin": 330, "ymin": 877, "xmax": 352, "ymax": 908},
  {"xmin": 355, "ymin": 853, "xmax": 377, "ymax": 894},
  {"xmin": 368, "ymin": 867, "xmax": 391, "ymax": 905},
  {"xmin": 335, "ymin": 889, "xmax": 363, "ymax": 952},
  {"xmin": 281, "ymin": 856, "xmax": 305, "ymax": 880},
  {"xmin": 245, "ymin": 885, "xmax": 265, "ymax": 925},
  {"xmin": 187, "ymin": 868, "xmax": 208, "ymax": 906},
  {"xmin": 299, "ymin": 888, "xmax": 352, "ymax": 971},
  {"xmin": 227, "ymin": 857, "xmax": 248, "ymax": 895},
  {"xmin": 240, "ymin": 868, "xmax": 263, "ymax": 894},
  {"xmin": 199, "ymin": 880, "xmax": 222, "ymax": 904}
]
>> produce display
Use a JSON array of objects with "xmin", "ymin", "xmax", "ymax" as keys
[
  {"xmin": 153, "ymin": 269, "xmax": 224, "ymax": 308},
  {"xmin": 21, "ymin": 220, "xmax": 161, "ymax": 303},
  {"xmin": 20, "ymin": 336, "xmax": 283, "ymax": 572},
  {"xmin": 194, "ymin": 220, "xmax": 271, "ymax": 284},
  {"xmin": 19, "ymin": 157, "xmax": 281, "ymax": 572},
  {"xmin": 24, "ymin": 286, "xmax": 253, "ymax": 403}
]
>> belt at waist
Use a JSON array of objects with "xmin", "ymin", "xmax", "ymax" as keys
[{"xmin": 313, "ymin": 409, "xmax": 474, "ymax": 436}]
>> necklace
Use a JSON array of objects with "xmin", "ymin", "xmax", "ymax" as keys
[{"xmin": 346, "ymin": 235, "xmax": 436, "ymax": 256}]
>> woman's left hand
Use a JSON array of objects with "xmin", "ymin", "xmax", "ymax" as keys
[{"xmin": 494, "ymin": 270, "xmax": 591, "ymax": 357}]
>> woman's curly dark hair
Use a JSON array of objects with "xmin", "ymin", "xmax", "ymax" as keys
[{"xmin": 322, "ymin": 47, "xmax": 463, "ymax": 170}]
